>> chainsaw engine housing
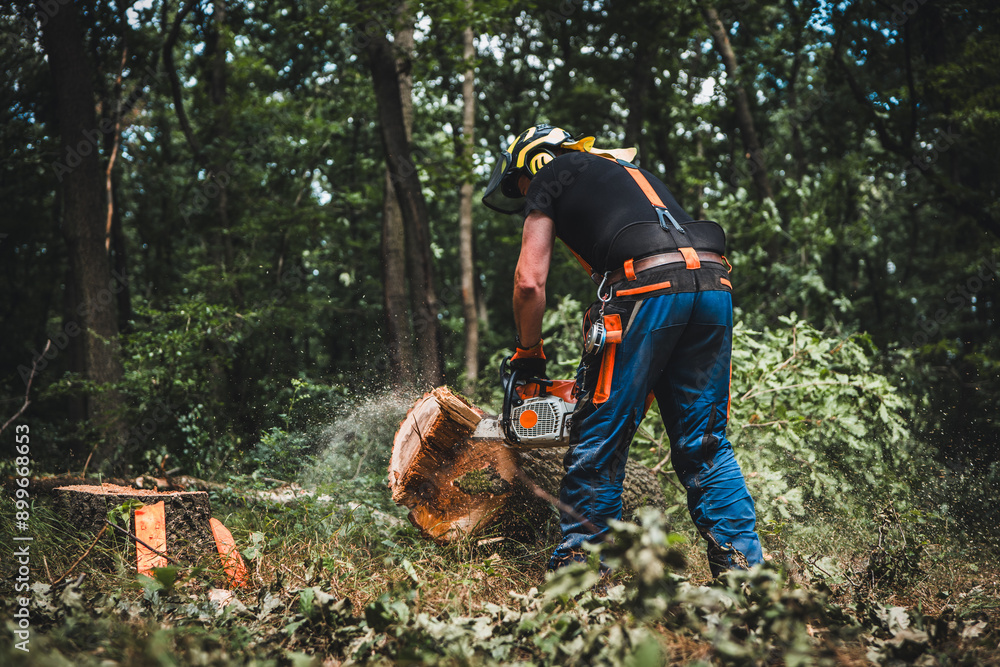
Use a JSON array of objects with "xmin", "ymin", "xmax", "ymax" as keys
[{"xmin": 508, "ymin": 395, "xmax": 574, "ymax": 447}]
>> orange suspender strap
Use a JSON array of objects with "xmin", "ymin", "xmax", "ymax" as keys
[
  {"xmin": 617, "ymin": 159, "xmax": 700, "ymax": 270},
  {"xmin": 620, "ymin": 161, "xmax": 668, "ymax": 208}
]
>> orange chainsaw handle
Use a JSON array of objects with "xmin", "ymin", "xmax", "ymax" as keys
[
  {"xmin": 500, "ymin": 356, "xmax": 538, "ymax": 444},
  {"xmin": 499, "ymin": 357, "xmax": 577, "ymax": 445}
]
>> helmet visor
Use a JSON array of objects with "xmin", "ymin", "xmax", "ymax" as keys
[{"xmin": 482, "ymin": 150, "xmax": 525, "ymax": 214}]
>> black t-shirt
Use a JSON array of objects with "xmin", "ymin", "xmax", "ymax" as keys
[{"xmin": 523, "ymin": 152, "xmax": 694, "ymax": 274}]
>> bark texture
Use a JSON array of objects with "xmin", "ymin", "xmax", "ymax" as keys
[
  {"xmin": 381, "ymin": 10, "xmax": 416, "ymax": 385},
  {"xmin": 458, "ymin": 3, "xmax": 479, "ymax": 394},
  {"xmin": 367, "ymin": 30, "xmax": 443, "ymax": 385},
  {"xmin": 701, "ymin": 2, "xmax": 774, "ymax": 202},
  {"xmin": 389, "ymin": 388, "xmax": 668, "ymax": 545},
  {"xmin": 53, "ymin": 484, "xmax": 215, "ymax": 561},
  {"xmin": 38, "ymin": 0, "xmax": 125, "ymax": 459}
]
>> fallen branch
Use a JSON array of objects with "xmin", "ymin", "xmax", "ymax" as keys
[
  {"xmin": 650, "ymin": 451, "xmax": 685, "ymax": 493},
  {"xmin": 103, "ymin": 519, "xmax": 180, "ymax": 565},
  {"xmin": 0, "ymin": 340, "xmax": 51, "ymax": 436},
  {"xmin": 512, "ymin": 468, "xmax": 600, "ymax": 537},
  {"xmin": 53, "ymin": 524, "xmax": 107, "ymax": 584}
]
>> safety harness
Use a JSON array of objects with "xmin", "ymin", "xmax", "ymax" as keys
[
  {"xmin": 566, "ymin": 156, "xmax": 731, "ymax": 286},
  {"xmin": 576, "ymin": 156, "xmax": 732, "ymax": 406}
]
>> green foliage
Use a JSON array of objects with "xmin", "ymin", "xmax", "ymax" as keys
[
  {"xmin": 3, "ymin": 2, "xmax": 1000, "ymax": 663},
  {"xmin": 106, "ymin": 499, "xmax": 145, "ymax": 529},
  {"xmin": 728, "ymin": 315, "xmax": 936, "ymax": 525},
  {"xmin": 6, "ymin": 506, "xmax": 996, "ymax": 666},
  {"xmin": 139, "ymin": 566, "xmax": 180, "ymax": 597}
]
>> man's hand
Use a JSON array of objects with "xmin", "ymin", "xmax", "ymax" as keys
[{"xmin": 509, "ymin": 340, "xmax": 547, "ymax": 380}]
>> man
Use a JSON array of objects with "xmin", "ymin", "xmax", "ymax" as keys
[{"xmin": 482, "ymin": 124, "xmax": 764, "ymax": 576}]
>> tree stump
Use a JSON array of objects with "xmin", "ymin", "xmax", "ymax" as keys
[
  {"xmin": 389, "ymin": 387, "xmax": 668, "ymax": 544},
  {"xmin": 53, "ymin": 483, "xmax": 215, "ymax": 561}
]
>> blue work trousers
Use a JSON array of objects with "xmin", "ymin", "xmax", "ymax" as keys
[{"xmin": 551, "ymin": 287, "xmax": 763, "ymax": 575}]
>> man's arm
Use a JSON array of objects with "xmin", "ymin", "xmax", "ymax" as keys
[{"xmin": 513, "ymin": 210, "xmax": 556, "ymax": 348}]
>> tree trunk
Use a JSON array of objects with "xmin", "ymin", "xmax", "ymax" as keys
[
  {"xmin": 700, "ymin": 2, "xmax": 774, "ymax": 202},
  {"xmin": 207, "ymin": 0, "xmax": 235, "ymax": 278},
  {"xmin": 624, "ymin": 44, "xmax": 651, "ymax": 166},
  {"xmin": 389, "ymin": 388, "xmax": 668, "ymax": 545},
  {"xmin": 39, "ymin": 0, "xmax": 124, "ymax": 461},
  {"xmin": 383, "ymin": 170, "xmax": 416, "ymax": 384},
  {"xmin": 101, "ymin": 44, "xmax": 132, "ymax": 331},
  {"xmin": 458, "ymin": 5, "xmax": 479, "ymax": 395},
  {"xmin": 382, "ymin": 9, "xmax": 416, "ymax": 386},
  {"xmin": 366, "ymin": 30, "xmax": 443, "ymax": 385}
]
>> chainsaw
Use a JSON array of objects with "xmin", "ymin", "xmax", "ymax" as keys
[{"xmin": 471, "ymin": 357, "xmax": 577, "ymax": 449}]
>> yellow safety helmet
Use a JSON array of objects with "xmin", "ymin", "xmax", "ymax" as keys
[{"xmin": 482, "ymin": 124, "xmax": 584, "ymax": 214}]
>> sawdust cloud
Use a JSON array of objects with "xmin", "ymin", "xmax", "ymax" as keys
[{"xmin": 301, "ymin": 385, "xmax": 420, "ymax": 488}]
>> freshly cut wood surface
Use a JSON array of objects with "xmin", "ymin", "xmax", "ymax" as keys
[
  {"xmin": 389, "ymin": 387, "xmax": 669, "ymax": 544},
  {"xmin": 389, "ymin": 388, "xmax": 519, "ymax": 542}
]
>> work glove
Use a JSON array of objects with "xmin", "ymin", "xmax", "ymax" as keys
[{"xmin": 509, "ymin": 339, "xmax": 547, "ymax": 380}]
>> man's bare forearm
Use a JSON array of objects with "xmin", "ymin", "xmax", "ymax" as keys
[
  {"xmin": 513, "ymin": 281, "xmax": 545, "ymax": 348},
  {"xmin": 513, "ymin": 212, "xmax": 556, "ymax": 348}
]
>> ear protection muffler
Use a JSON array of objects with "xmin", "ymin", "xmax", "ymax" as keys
[{"xmin": 527, "ymin": 148, "xmax": 556, "ymax": 176}]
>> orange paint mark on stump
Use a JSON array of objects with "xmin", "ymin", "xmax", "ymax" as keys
[
  {"xmin": 135, "ymin": 501, "xmax": 167, "ymax": 577},
  {"xmin": 210, "ymin": 517, "xmax": 249, "ymax": 588}
]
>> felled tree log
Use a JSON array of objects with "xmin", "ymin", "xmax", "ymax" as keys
[
  {"xmin": 517, "ymin": 448, "xmax": 669, "ymax": 517},
  {"xmin": 388, "ymin": 388, "xmax": 521, "ymax": 542},
  {"xmin": 53, "ymin": 483, "xmax": 215, "ymax": 560},
  {"xmin": 389, "ymin": 387, "xmax": 667, "ymax": 544}
]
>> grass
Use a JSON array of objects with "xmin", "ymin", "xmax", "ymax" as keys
[{"xmin": 1, "ymin": 468, "xmax": 998, "ymax": 665}]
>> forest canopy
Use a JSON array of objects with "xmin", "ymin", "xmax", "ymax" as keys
[
  {"xmin": 2, "ymin": 1, "xmax": 1000, "ymax": 664},
  {"xmin": 1, "ymin": 0, "xmax": 998, "ymax": 538}
]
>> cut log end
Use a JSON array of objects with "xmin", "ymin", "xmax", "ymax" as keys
[{"xmin": 389, "ymin": 387, "xmax": 670, "ymax": 545}]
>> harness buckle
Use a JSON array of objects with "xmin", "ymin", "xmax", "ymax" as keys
[{"xmin": 656, "ymin": 207, "xmax": 686, "ymax": 234}]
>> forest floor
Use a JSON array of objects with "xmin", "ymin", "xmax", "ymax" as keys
[{"xmin": 1, "ymin": 472, "xmax": 999, "ymax": 666}]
